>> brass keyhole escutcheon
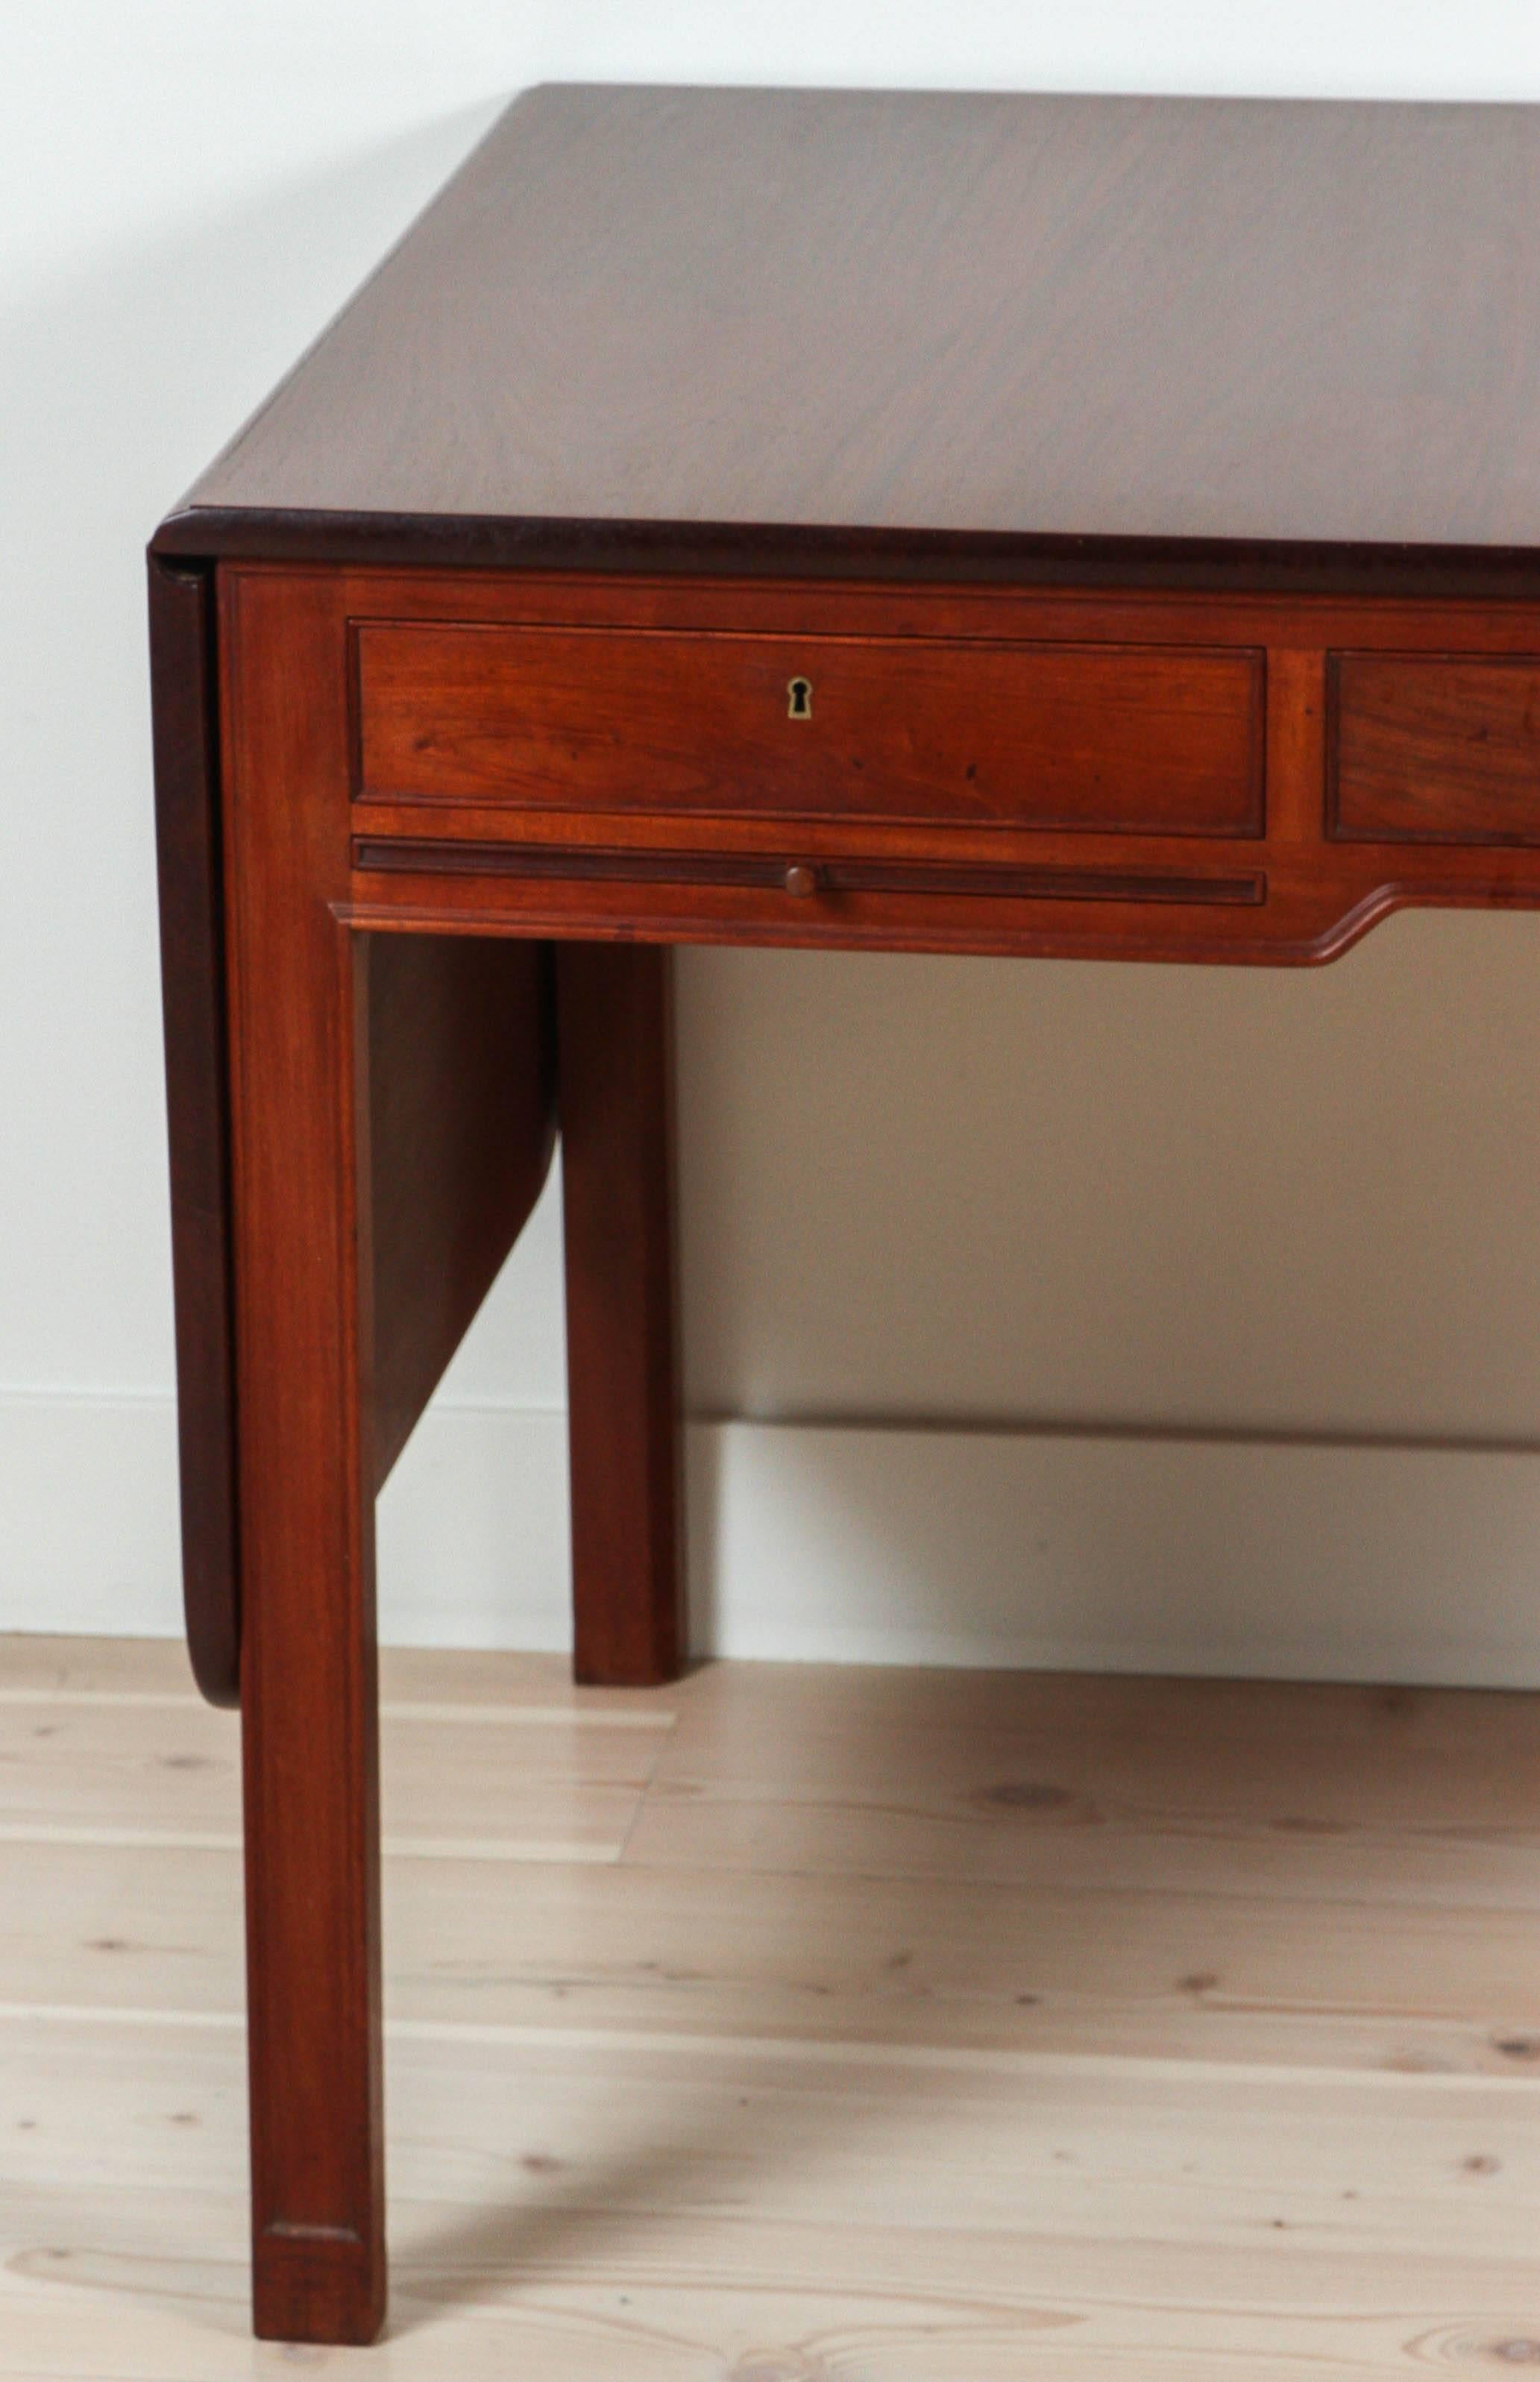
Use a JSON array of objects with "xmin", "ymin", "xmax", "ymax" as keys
[{"xmin": 787, "ymin": 675, "xmax": 813, "ymax": 720}]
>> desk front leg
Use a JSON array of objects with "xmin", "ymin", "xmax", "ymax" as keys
[
  {"xmin": 216, "ymin": 570, "xmax": 389, "ymax": 2341},
  {"xmin": 556, "ymin": 943, "xmax": 685, "ymax": 1685},
  {"xmin": 232, "ymin": 911, "xmax": 386, "ymax": 2344}
]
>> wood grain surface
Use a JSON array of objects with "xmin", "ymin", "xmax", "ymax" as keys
[
  {"xmin": 7, "ymin": 1636, "xmax": 1540, "ymax": 2375},
  {"xmin": 146, "ymin": 559, "xmax": 239, "ymax": 1709},
  {"xmin": 322, "ymin": 564, "xmax": 1540, "ymax": 964},
  {"xmin": 366, "ymin": 931, "xmax": 556, "ymax": 1489},
  {"xmin": 153, "ymin": 87, "xmax": 1540, "ymax": 596},
  {"xmin": 356, "ymin": 620, "xmax": 1266, "ymax": 834},
  {"xmin": 556, "ymin": 944, "xmax": 684, "ymax": 1686},
  {"xmin": 1331, "ymin": 652, "xmax": 1540, "ymax": 844},
  {"xmin": 220, "ymin": 571, "xmax": 386, "ymax": 2342}
]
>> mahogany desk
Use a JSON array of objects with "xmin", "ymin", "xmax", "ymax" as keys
[{"xmin": 148, "ymin": 85, "xmax": 1540, "ymax": 2344}]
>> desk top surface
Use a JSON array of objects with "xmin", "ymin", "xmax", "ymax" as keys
[{"xmin": 157, "ymin": 84, "xmax": 1540, "ymax": 594}]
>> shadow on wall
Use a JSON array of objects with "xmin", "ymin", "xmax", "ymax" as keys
[
  {"xmin": 386, "ymin": 889, "xmax": 1540, "ymax": 1681},
  {"xmin": 671, "ymin": 921, "xmax": 1540, "ymax": 1445},
  {"xmin": 670, "ymin": 918, "xmax": 1540, "ymax": 1685}
]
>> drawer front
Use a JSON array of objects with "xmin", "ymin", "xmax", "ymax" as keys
[
  {"xmin": 355, "ymin": 623, "xmax": 1265, "ymax": 838},
  {"xmin": 1330, "ymin": 652, "xmax": 1540, "ymax": 845}
]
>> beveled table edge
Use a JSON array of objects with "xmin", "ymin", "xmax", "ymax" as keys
[{"xmin": 148, "ymin": 507, "xmax": 1540, "ymax": 605}]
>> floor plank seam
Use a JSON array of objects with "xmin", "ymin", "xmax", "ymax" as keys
[{"xmin": 7, "ymin": 2001, "xmax": 1540, "ymax": 2098}]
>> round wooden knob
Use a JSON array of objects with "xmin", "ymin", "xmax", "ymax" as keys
[{"xmin": 783, "ymin": 864, "xmax": 818, "ymax": 898}]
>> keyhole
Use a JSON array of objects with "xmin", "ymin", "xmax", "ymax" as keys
[{"xmin": 787, "ymin": 676, "xmax": 813, "ymax": 720}]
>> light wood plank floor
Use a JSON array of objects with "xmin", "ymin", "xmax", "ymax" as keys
[{"xmin": 3, "ymin": 1638, "xmax": 1540, "ymax": 2375}]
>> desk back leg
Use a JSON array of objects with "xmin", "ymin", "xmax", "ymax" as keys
[{"xmin": 556, "ymin": 942, "xmax": 685, "ymax": 1684}]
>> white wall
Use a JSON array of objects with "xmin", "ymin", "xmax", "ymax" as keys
[{"xmin": 8, "ymin": 4, "xmax": 1540, "ymax": 1682}]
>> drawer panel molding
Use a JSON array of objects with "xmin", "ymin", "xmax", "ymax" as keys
[{"xmin": 353, "ymin": 622, "xmax": 1266, "ymax": 839}]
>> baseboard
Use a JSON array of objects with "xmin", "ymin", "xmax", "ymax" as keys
[
  {"xmin": 4, "ymin": 1389, "xmax": 1540, "ymax": 1686},
  {"xmin": 687, "ymin": 1419, "xmax": 1540, "ymax": 1687}
]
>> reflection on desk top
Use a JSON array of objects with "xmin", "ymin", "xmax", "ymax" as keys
[{"xmin": 155, "ymin": 85, "xmax": 1540, "ymax": 594}]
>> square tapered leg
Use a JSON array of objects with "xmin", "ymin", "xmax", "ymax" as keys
[{"xmin": 556, "ymin": 942, "xmax": 685, "ymax": 1685}]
